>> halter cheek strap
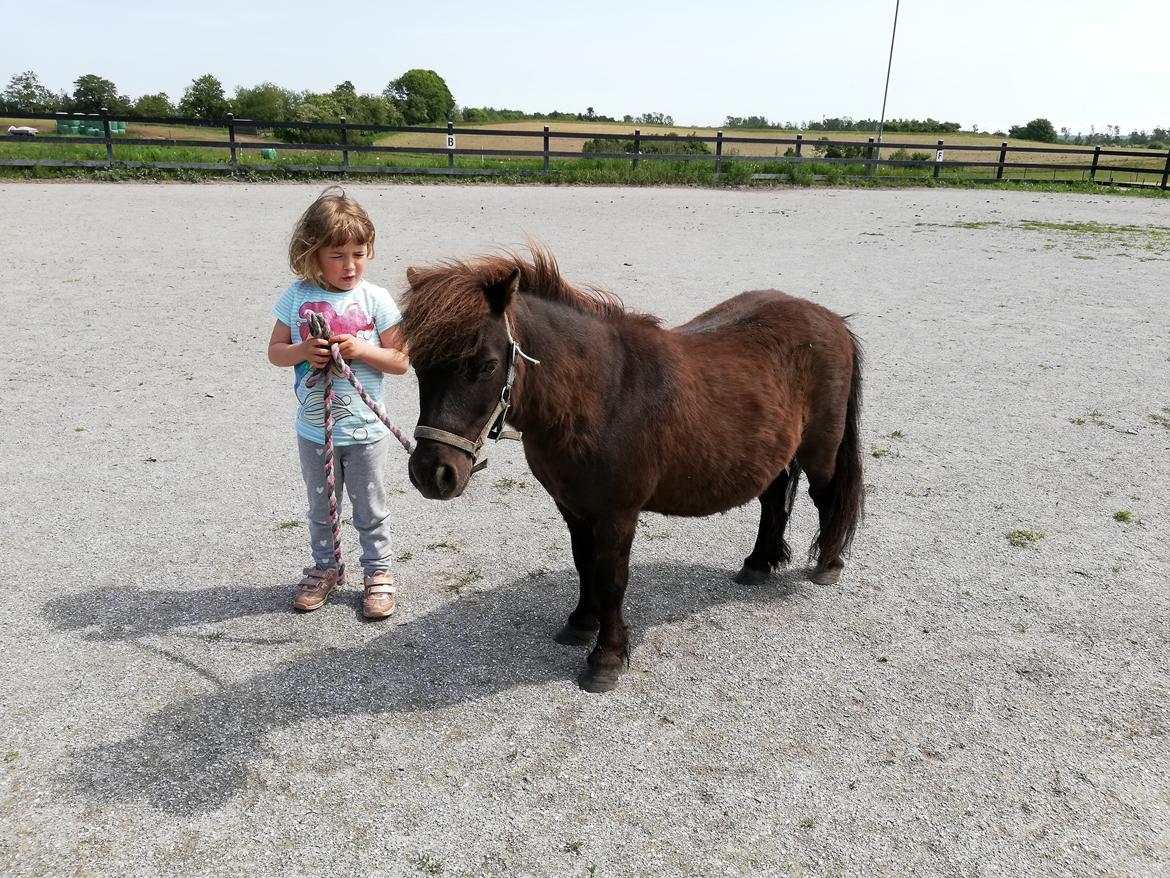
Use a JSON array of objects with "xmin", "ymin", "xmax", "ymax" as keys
[{"xmin": 413, "ymin": 314, "xmax": 539, "ymax": 472}]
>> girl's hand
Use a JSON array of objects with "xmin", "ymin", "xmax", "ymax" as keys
[
  {"xmin": 329, "ymin": 334, "xmax": 367, "ymax": 362},
  {"xmin": 303, "ymin": 337, "xmax": 332, "ymax": 369}
]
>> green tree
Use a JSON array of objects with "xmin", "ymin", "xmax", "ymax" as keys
[
  {"xmin": 295, "ymin": 92, "xmax": 344, "ymax": 123},
  {"xmin": 132, "ymin": 93, "xmax": 175, "ymax": 117},
  {"xmin": 1008, "ymin": 117, "xmax": 1057, "ymax": 143},
  {"xmin": 635, "ymin": 112, "xmax": 674, "ymax": 126},
  {"xmin": 3, "ymin": 70, "xmax": 59, "ymax": 113},
  {"xmin": 179, "ymin": 74, "xmax": 229, "ymax": 120},
  {"xmin": 232, "ymin": 82, "xmax": 297, "ymax": 122},
  {"xmin": 71, "ymin": 74, "xmax": 129, "ymax": 113},
  {"xmin": 352, "ymin": 93, "xmax": 403, "ymax": 126},
  {"xmin": 384, "ymin": 69, "xmax": 454, "ymax": 124},
  {"xmin": 331, "ymin": 80, "xmax": 358, "ymax": 116}
]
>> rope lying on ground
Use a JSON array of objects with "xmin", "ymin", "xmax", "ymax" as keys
[{"xmin": 305, "ymin": 311, "xmax": 413, "ymax": 582}]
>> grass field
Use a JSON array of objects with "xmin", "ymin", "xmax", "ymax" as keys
[{"xmin": 3, "ymin": 116, "xmax": 1167, "ymax": 188}]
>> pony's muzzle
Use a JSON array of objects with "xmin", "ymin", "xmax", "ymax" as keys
[{"xmin": 408, "ymin": 442, "xmax": 471, "ymax": 500}]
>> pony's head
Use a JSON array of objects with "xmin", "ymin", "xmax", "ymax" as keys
[
  {"xmin": 402, "ymin": 247, "xmax": 624, "ymax": 500},
  {"xmin": 402, "ymin": 255, "xmax": 526, "ymax": 500}
]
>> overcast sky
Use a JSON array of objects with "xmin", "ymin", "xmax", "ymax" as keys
[{"xmin": 6, "ymin": 0, "xmax": 1168, "ymax": 134}]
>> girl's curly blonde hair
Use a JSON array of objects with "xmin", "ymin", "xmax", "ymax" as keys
[{"xmin": 289, "ymin": 186, "xmax": 376, "ymax": 288}]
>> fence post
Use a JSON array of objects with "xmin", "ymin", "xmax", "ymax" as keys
[
  {"xmin": 543, "ymin": 125, "xmax": 550, "ymax": 173},
  {"xmin": 447, "ymin": 121, "xmax": 454, "ymax": 170},
  {"xmin": 1161, "ymin": 148, "xmax": 1170, "ymax": 190},
  {"xmin": 632, "ymin": 129, "xmax": 641, "ymax": 172},
  {"xmin": 933, "ymin": 139, "xmax": 944, "ymax": 180},
  {"xmin": 865, "ymin": 136, "xmax": 875, "ymax": 176},
  {"xmin": 996, "ymin": 141, "xmax": 1008, "ymax": 180},
  {"xmin": 100, "ymin": 107, "xmax": 113, "ymax": 168},
  {"xmin": 794, "ymin": 133, "xmax": 803, "ymax": 157},
  {"xmin": 1090, "ymin": 146, "xmax": 1101, "ymax": 181},
  {"xmin": 715, "ymin": 131, "xmax": 723, "ymax": 175},
  {"xmin": 340, "ymin": 117, "xmax": 348, "ymax": 175},
  {"xmin": 227, "ymin": 113, "xmax": 237, "ymax": 175}
]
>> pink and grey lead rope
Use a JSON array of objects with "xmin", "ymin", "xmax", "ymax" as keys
[{"xmin": 305, "ymin": 312, "xmax": 413, "ymax": 583}]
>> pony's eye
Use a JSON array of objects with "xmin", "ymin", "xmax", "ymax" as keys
[{"xmin": 478, "ymin": 360, "xmax": 498, "ymax": 377}]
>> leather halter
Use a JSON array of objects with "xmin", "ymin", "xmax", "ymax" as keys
[{"xmin": 412, "ymin": 314, "xmax": 539, "ymax": 472}]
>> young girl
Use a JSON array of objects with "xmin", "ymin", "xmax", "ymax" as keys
[{"xmin": 267, "ymin": 187, "xmax": 410, "ymax": 618}]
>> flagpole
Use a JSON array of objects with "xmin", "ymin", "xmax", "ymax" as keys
[{"xmin": 875, "ymin": 0, "xmax": 901, "ymax": 169}]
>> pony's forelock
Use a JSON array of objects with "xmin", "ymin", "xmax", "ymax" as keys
[{"xmin": 401, "ymin": 246, "xmax": 626, "ymax": 366}]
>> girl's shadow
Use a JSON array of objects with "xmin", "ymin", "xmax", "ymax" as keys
[{"xmin": 43, "ymin": 563, "xmax": 805, "ymax": 815}]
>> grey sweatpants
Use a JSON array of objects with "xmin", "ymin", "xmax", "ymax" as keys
[{"xmin": 297, "ymin": 435, "xmax": 394, "ymax": 576}]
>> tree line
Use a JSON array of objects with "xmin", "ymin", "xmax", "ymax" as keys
[
  {"xmin": 5, "ymin": 70, "xmax": 1166, "ymax": 147},
  {"xmin": 1, "ymin": 70, "xmax": 676, "ymax": 131},
  {"xmin": 1, "ymin": 70, "xmax": 456, "ymax": 128},
  {"xmin": 724, "ymin": 114, "xmax": 1169, "ymax": 147},
  {"xmin": 725, "ymin": 115, "xmax": 965, "ymax": 134}
]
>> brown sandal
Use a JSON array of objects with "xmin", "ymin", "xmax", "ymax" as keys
[
  {"xmin": 293, "ymin": 565, "xmax": 343, "ymax": 612},
  {"xmin": 363, "ymin": 571, "xmax": 396, "ymax": 619}
]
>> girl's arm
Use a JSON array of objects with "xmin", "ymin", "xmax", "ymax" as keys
[
  {"xmin": 268, "ymin": 320, "xmax": 331, "ymax": 369},
  {"xmin": 329, "ymin": 325, "xmax": 410, "ymax": 375}
]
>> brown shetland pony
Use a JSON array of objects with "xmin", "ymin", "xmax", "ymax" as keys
[{"xmin": 403, "ymin": 247, "xmax": 864, "ymax": 693}]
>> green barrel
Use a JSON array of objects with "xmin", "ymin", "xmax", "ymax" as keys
[{"xmin": 260, "ymin": 148, "xmax": 277, "ymax": 160}]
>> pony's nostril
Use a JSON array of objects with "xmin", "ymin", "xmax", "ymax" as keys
[{"xmin": 436, "ymin": 463, "xmax": 457, "ymax": 495}]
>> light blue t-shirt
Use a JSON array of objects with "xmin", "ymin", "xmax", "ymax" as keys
[{"xmin": 272, "ymin": 278, "xmax": 402, "ymax": 446}]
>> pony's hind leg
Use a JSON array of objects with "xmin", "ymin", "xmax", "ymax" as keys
[
  {"xmin": 806, "ymin": 475, "xmax": 847, "ymax": 585},
  {"xmin": 554, "ymin": 502, "xmax": 601, "ymax": 646},
  {"xmin": 734, "ymin": 464, "xmax": 802, "ymax": 585},
  {"xmin": 801, "ymin": 332, "xmax": 865, "ymax": 585},
  {"xmin": 800, "ymin": 436, "xmax": 863, "ymax": 585}
]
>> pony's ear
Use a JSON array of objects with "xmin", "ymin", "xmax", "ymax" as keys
[
  {"xmin": 405, "ymin": 267, "xmax": 420, "ymax": 287},
  {"xmin": 484, "ymin": 268, "xmax": 519, "ymax": 315}
]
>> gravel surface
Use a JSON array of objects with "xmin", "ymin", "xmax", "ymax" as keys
[{"xmin": 1, "ymin": 182, "xmax": 1168, "ymax": 878}]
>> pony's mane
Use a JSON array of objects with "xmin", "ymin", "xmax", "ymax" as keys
[{"xmin": 401, "ymin": 246, "xmax": 633, "ymax": 365}]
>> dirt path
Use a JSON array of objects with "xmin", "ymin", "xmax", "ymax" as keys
[{"xmin": 1, "ymin": 183, "xmax": 1167, "ymax": 877}]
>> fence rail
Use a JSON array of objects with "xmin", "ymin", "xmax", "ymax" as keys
[{"xmin": 3, "ymin": 109, "xmax": 1168, "ymax": 189}]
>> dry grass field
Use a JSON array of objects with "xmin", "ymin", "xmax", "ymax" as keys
[
  {"xmin": 0, "ymin": 116, "xmax": 271, "ymax": 144},
  {"xmin": 375, "ymin": 119, "xmax": 1162, "ymax": 168}
]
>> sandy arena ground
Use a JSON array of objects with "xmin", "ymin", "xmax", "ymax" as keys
[{"xmin": 1, "ymin": 182, "xmax": 1168, "ymax": 877}]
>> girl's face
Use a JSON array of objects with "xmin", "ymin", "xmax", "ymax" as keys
[{"xmin": 317, "ymin": 239, "xmax": 368, "ymax": 292}]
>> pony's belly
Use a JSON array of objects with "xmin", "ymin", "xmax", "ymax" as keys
[{"xmin": 644, "ymin": 481, "xmax": 762, "ymax": 518}]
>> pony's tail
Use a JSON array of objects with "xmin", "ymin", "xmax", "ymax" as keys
[
  {"xmin": 816, "ymin": 329, "xmax": 865, "ymax": 563},
  {"xmin": 778, "ymin": 460, "xmax": 803, "ymax": 566}
]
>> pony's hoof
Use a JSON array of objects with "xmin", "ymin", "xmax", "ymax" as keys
[
  {"xmin": 555, "ymin": 622, "xmax": 597, "ymax": 646},
  {"xmin": 810, "ymin": 561, "xmax": 844, "ymax": 585},
  {"xmin": 733, "ymin": 564, "xmax": 771, "ymax": 586},
  {"xmin": 577, "ymin": 667, "xmax": 621, "ymax": 693}
]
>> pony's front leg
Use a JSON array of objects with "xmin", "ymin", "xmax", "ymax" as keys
[
  {"xmin": 578, "ymin": 513, "xmax": 638, "ymax": 694},
  {"xmin": 554, "ymin": 502, "xmax": 600, "ymax": 646}
]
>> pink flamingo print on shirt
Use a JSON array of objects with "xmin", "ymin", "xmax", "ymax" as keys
[
  {"xmin": 299, "ymin": 301, "xmax": 376, "ymax": 387},
  {"xmin": 298, "ymin": 301, "xmax": 375, "ymax": 340}
]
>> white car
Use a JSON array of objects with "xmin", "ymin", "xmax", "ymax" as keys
[{"xmin": 7, "ymin": 125, "xmax": 38, "ymax": 137}]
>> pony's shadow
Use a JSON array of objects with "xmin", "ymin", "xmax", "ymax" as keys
[{"xmin": 44, "ymin": 562, "xmax": 806, "ymax": 815}]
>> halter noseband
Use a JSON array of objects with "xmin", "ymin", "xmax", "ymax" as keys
[{"xmin": 413, "ymin": 313, "xmax": 540, "ymax": 472}]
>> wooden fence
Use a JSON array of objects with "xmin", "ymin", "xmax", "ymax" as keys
[{"xmin": 3, "ymin": 109, "xmax": 1169, "ymax": 189}]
